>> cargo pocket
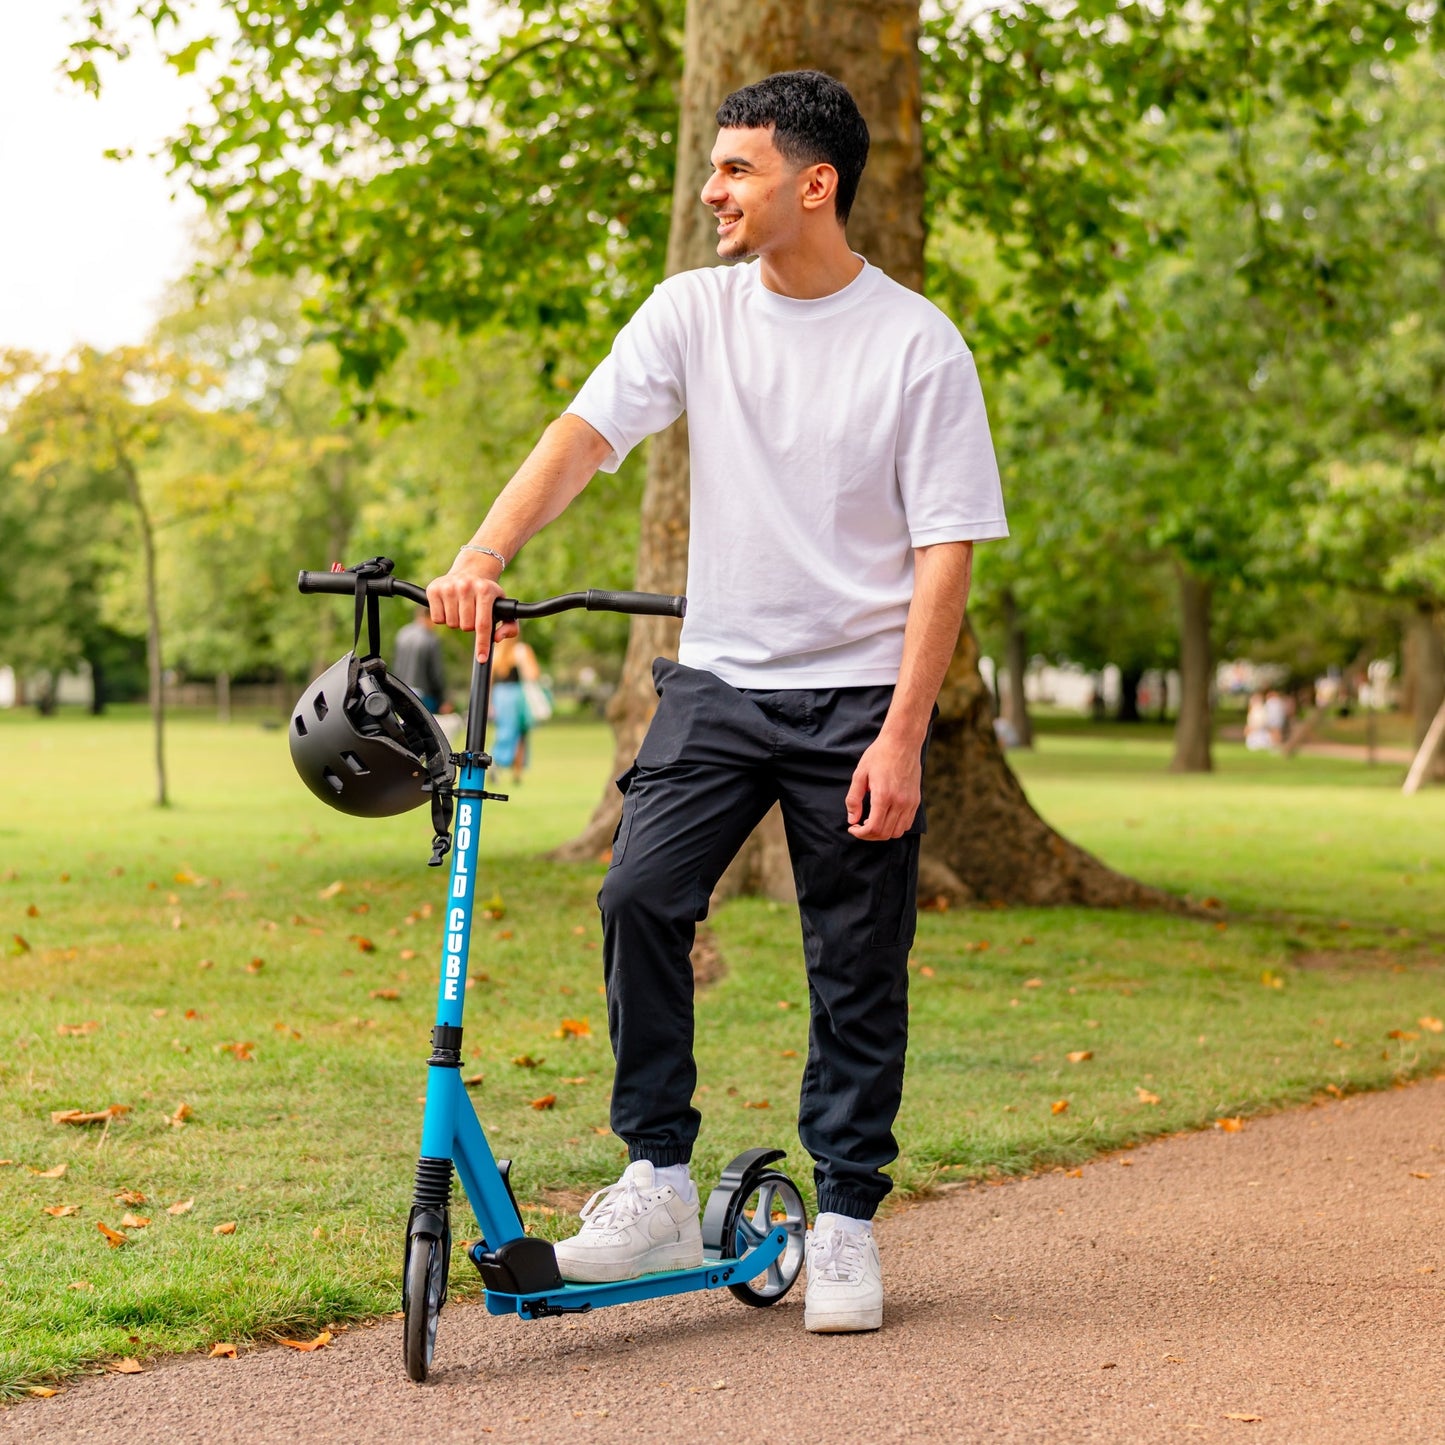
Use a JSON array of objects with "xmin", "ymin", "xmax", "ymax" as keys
[
  {"xmin": 869, "ymin": 833, "xmax": 921, "ymax": 947},
  {"xmin": 608, "ymin": 764, "xmax": 639, "ymax": 869}
]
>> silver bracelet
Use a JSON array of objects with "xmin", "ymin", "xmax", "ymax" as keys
[{"xmin": 457, "ymin": 544, "xmax": 507, "ymax": 570}]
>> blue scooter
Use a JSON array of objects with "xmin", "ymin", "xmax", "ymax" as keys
[{"xmin": 295, "ymin": 561, "xmax": 808, "ymax": 1382}]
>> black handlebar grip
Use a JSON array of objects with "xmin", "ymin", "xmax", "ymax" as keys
[
  {"xmin": 585, "ymin": 590, "xmax": 687, "ymax": 618},
  {"xmin": 296, "ymin": 570, "xmax": 429, "ymax": 606}
]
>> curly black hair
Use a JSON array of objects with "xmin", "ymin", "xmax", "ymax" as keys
[{"xmin": 715, "ymin": 70, "xmax": 870, "ymax": 225}]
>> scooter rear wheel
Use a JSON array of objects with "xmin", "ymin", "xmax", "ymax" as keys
[
  {"xmin": 402, "ymin": 1230, "xmax": 448, "ymax": 1382},
  {"xmin": 720, "ymin": 1170, "xmax": 808, "ymax": 1307}
]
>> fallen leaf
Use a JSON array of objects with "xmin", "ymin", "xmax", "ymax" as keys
[
  {"xmin": 1136, "ymin": 1087, "xmax": 1161, "ymax": 1105},
  {"xmin": 561, "ymin": 1075, "xmax": 589, "ymax": 1085},
  {"xmin": 151, "ymin": 1008, "xmax": 168, "ymax": 1019},
  {"xmin": 399, "ymin": 948, "xmax": 418, "ymax": 961},
  {"xmin": 1223, "ymin": 1414, "xmax": 1262, "ymax": 1423},
  {"xmin": 121, "ymin": 1212, "xmax": 151, "ymax": 1229},
  {"xmin": 43, "ymin": 1205, "xmax": 80, "ymax": 1217},
  {"xmin": 245, "ymin": 957, "xmax": 265, "ymax": 973},
  {"xmin": 780, "ymin": 1049, "xmax": 798, "ymax": 1058},
  {"xmin": 555, "ymin": 1017, "xmax": 591, "ymax": 1038},
  {"xmin": 319, "ymin": 881, "xmax": 346, "ymax": 899},
  {"xmin": 209, "ymin": 1343, "xmax": 237, "ymax": 1359},
  {"xmin": 1066, "ymin": 1168, "xmax": 1083, "ymax": 1178},
  {"xmin": 213, "ymin": 1221, "xmax": 237, "ymax": 1236},
  {"xmin": 52, "ymin": 1104, "xmax": 130, "ymax": 1126},
  {"xmin": 32, "ymin": 1164, "xmax": 67, "ymax": 1178},
  {"xmin": 1387, "ymin": 1028, "xmax": 1419, "ymax": 1041},
  {"xmin": 529, "ymin": 1094, "xmax": 557, "ymax": 1110},
  {"xmin": 113, "ymin": 1359, "xmax": 144, "ymax": 1374},
  {"xmin": 96, "ymin": 1221, "xmax": 129, "ymax": 1247},
  {"xmin": 197, "ymin": 958, "xmax": 214, "ymax": 970},
  {"xmin": 369, "ymin": 988, "xmax": 400, "ymax": 1001},
  {"xmin": 278, "ymin": 1331, "xmax": 332, "ymax": 1352},
  {"xmin": 220, "ymin": 1041, "xmax": 255, "ymax": 1061},
  {"xmin": 1216, "ymin": 1117, "xmax": 1244, "ymax": 1133},
  {"xmin": 184, "ymin": 1008, "xmax": 202, "ymax": 1020},
  {"xmin": 166, "ymin": 1198, "xmax": 195, "ymax": 1215},
  {"xmin": 1120, "ymin": 1159, "xmax": 1134, "ymax": 1167},
  {"xmin": 1420, "ymin": 1017, "xmax": 1443, "ymax": 1034},
  {"xmin": 28, "ymin": 1386, "xmax": 61, "ymax": 1397},
  {"xmin": 166, "ymin": 1102, "xmax": 192, "ymax": 1129},
  {"xmin": 1324, "ymin": 1084, "xmax": 1344, "ymax": 1098},
  {"xmin": 1051, "ymin": 1099, "xmax": 1069, "ymax": 1115},
  {"xmin": 114, "ymin": 1188, "xmax": 145, "ymax": 1205},
  {"xmin": 463, "ymin": 1074, "xmax": 485, "ymax": 1087},
  {"xmin": 26, "ymin": 903, "xmax": 40, "ymax": 917},
  {"xmin": 919, "ymin": 965, "xmax": 936, "ymax": 978},
  {"xmin": 1023, "ymin": 978, "xmax": 1043, "ymax": 989},
  {"xmin": 56, "ymin": 1021, "xmax": 100, "ymax": 1037},
  {"xmin": 11, "ymin": 934, "xmax": 32, "ymax": 954},
  {"xmin": 743, "ymin": 1099, "xmax": 770, "ymax": 1109},
  {"xmin": 1067, "ymin": 1050, "xmax": 1093, "ymax": 1064},
  {"xmin": 1410, "ymin": 1171, "xmax": 1432, "ymax": 1180},
  {"xmin": 776, "ymin": 1000, "xmax": 792, "ymax": 1010},
  {"xmin": 68, "ymin": 1281, "xmax": 94, "ymax": 1291},
  {"xmin": 352, "ymin": 936, "xmax": 375, "ymax": 953},
  {"xmin": 512, "ymin": 1054, "xmax": 543, "ymax": 1069},
  {"xmin": 571, "ymin": 924, "xmax": 587, "ymax": 936}
]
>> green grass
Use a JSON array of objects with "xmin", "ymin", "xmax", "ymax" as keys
[{"xmin": 2, "ymin": 709, "xmax": 1443, "ymax": 1391}]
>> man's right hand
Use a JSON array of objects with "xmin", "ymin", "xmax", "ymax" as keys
[{"xmin": 426, "ymin": 558, "xmax": 517, "ymax": 662}]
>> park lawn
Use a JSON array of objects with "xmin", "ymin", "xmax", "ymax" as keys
[{"xmin": 1, "ymin": 710, "xmax": 1443, "ymax": 1392}]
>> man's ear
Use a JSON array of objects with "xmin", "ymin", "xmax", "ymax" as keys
[{"xmin": 800, "ymin": 162, "xmax": 840, "ymax": 214}]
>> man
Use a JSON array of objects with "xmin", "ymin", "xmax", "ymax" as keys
[
  {"xmin": 391, "ymin": 609, "xmax": 447, "ymax": 713},
  {"xmin": 427, "ymin": 70, "xmax": 1006, "ymax": 1333}
]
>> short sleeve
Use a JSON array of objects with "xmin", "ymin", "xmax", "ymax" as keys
[
  {"xmin": 564, "ymin": 284, "xmax": 687, "ymax": 473},
  {"xmin": 896, "ymin": 351, "xmax": 1009, "ymax": 546}
]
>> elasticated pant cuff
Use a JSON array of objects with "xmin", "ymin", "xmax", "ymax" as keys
[
  {"xmin": 817, "ymin": 1188, "xmax": 881, "ymax": 1221},
  {"xmin": 628, "ymin": 1142, "xmax": 693, "ymax": 1168}
]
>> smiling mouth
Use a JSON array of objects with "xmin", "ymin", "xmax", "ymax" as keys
[{"xmin": 715, "ymin": 212, "xmax": 742, "ymax": 232}]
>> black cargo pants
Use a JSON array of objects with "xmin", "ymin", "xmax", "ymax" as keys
[{"xmin": 597, "ymin": 658, "xmax": 926, "ymax": 1220}]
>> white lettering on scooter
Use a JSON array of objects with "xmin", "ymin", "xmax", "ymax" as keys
[
  {"xmin": 456, "ymin": 826, "xmax": 471, "ymax": 852},
  {"xmin": 459, "ymin": 803, "xmax": 474, "ymax": 828},
  {"xmin": 444, "ymin": 980, "xmax": 458, "ymax": 1000}
]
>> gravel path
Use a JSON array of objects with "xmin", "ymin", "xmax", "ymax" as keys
[{"xmin": 8, "ymin": 1078, "xmax": 1443, "ymax": 1444}]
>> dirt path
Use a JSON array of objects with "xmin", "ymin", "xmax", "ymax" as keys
[{"xmin": 8, "ymin": 1079, "xmax": 1443, "ymax": 1444}]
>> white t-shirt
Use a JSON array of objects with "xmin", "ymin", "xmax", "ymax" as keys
[{"xmin": 565, "ymin": 258, "xmax": 1007, "ymax": 688}]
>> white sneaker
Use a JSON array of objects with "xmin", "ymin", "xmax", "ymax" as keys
[
  {"xmin": 805, "ymin": 1215, "xmax": 883, "ymax": 1332},
  {"xmin": 553, "ymin": 1160, "xmax": 703, "ymax": 1283}
]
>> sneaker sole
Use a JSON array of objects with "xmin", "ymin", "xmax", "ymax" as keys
[
  {"xmin": 555, "ymin": 1244, "xmax": 704, "ymax": 1285},
  {"xmin": 804, "ymin": 1307, "xmax": 883, "ymax": 1333}
]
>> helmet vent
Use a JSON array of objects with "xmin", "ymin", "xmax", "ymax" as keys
[
  {"xmin": 294, "ymin": 714, "xmax": 308, "ymax": 736},
  {"xmin": 341, "ymin": 750, "xmax": 370, "ymax": 777},
  {"xmin": 321, "ymin": 766, "xmax": 344, "ymax": 795},
  {"xmin": 314, "ymin": 694, "xmax": 330, "ymax": 721}
]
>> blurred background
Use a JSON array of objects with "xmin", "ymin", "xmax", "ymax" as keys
[{"xmin": 1, "ymin": 0, "xmax": 1441, "ymax": 796}]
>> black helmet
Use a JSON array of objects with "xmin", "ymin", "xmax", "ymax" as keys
[{"xmin": 291, "ymin": 652, "xmax": 455, "ymax": 818}]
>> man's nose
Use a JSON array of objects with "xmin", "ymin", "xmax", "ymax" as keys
[{"xmin": 700, "ymin": 172, "xmax": 726, "ymax": 206}]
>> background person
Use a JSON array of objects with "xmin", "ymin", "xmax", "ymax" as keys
[
  {"xmin": 426, "ymin": 69, "xmax": 1006, "ymax": 1334},
  {"xmin": 489, "ymin": 631, "xmax": 543, "ymax": 785},
  {"xmin": 391, "ymin": 609, "xmax": 448, "ymax": 714}
]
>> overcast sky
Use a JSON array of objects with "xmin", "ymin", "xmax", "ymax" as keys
[{"xmin": 0, "ymin": 7, "xmax": 211, "ymax": 359}]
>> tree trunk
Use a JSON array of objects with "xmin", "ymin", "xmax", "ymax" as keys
[
  {"xmin": 558, "ymin": 0, "xmax": 1175, "ymax": 911},
  {"xmin": 122, "ymin": 458, "xmax": 168, "ymax": 807},
  {"xmin": 217, "ymin": 669, "xmax": 232, "ymax": 725},
  {"xmin": 1000, "ymin": 588, "xmax": 1034, "ymax": 748},
  {"xmin": 918, "ymin": 625, "xmax": 1184, "ymax": 908},
  {"xmin": 1407, "ymin": 604, "xmax": 1445, "ymax": 783},
  {"xmin": 1169, "ymin": 565, "xmax": 1213, "ymax": 774},
  {"xmin": 87, "ymin": 650, "xmax": 107, "ymax": 715},
  {"xmin": 1117, "ymin": 665, "xmax": 1143, "ymax": 723}
]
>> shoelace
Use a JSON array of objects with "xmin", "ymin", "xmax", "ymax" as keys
[
  {"xmin": 809, "ymin": 1228, "xmax": 869, "ymax": 1283},
  {"xmin": 577, "ymin": 1176, "xmax": 653, "ymax": 1234}
]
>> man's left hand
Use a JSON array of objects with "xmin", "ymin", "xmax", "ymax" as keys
[{"xmin": 845, "ymin": 732, "xmax": 922, "ymax": 841}]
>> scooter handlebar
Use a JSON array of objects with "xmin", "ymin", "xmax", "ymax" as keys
[{"xmin": 296, "ymin": 568, "xmax": 686, "ymax": 621}]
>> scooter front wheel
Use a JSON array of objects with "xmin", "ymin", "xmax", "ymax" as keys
[{"xmin": 403, "ymin": 1229, "xmax": 448, "ymax": 1382}]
